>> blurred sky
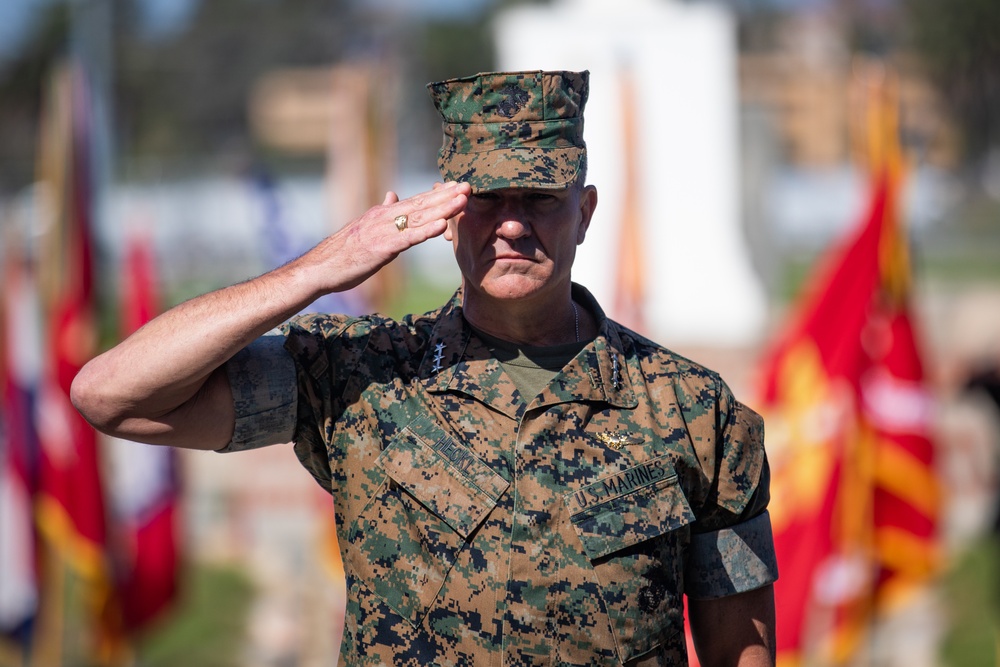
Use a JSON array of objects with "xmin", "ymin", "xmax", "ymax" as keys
[
  {"xmin": 0, "ymin": 0, "xmax": 503, "ymax": 61},
  {"xmin": 0, "ymin": 0, "xmax": 195, "ymax": 56},
  {"xmin": 0, "ymin": 0, "xmax": 845, "ymax": 63}
]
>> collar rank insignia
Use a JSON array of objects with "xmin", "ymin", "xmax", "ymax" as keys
[
  {"xmin": 611, "ymin": 356, "xmax": 623, "ymax": 390},
  {"xmin": 595, "ymin": 431, "xmax": 644, "ymax": 450},
  {"xmin": 431, "ymin": 342, "xmax": 446, "ymax": 374}
]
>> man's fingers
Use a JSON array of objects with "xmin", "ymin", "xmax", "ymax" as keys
[{"xmin": 388, "ymin": 181, "xmax": 468, "ymax": 231}]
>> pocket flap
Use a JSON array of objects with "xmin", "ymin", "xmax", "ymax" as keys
[
  {"xmin": 376, "ymin": 418, "xmax": 509, "ymax": 539},
  {"xmin": 567, "ymin": 456, "xmax": 694, "ymax": 560}
]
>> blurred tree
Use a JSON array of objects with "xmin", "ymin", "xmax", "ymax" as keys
[
  {"xmin": 115, "ymin": 0, "xmax": 354, "ymax": 171},
  {"xmin": 904, "ymin": 0, "xmax": 1000, "ymax": 171},
  {"xmin": 417, "ymin": 0, "xmax": 553, "ymax": 82},
  {"xmin": 0, "ymin": 0, "xmax": 510, "ymax": 189},
  {"xmin": 0, "ymin": 3, "xmax": 71, "ymax": 194},
  {"xmin": 730, "ymin": 1, "xmax": 787, "ymax": 53},
  {"xmin": 835, "ymin": 0, "xmax": 905, "ymax": 56},
  {"xmin": 418, "ymin": 20, "xmax": 494, "ymax": 86}
]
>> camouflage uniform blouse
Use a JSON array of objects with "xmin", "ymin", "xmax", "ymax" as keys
[{"xmin": 224, "ymin": 285, "xmax": 778, "ymax": 666}]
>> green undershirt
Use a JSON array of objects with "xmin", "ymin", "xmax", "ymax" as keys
[{"xmin": 473, "ymin": 328, "xmax": 587, "ymax": 402}]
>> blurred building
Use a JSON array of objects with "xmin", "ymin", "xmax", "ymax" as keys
[
  {"xmin": 739, "ymin": 11, "xmax": 959, "ymax": 171},
  {"xmin": 495, "ymin": 0, "xmax": 771, "ymax": 348}
]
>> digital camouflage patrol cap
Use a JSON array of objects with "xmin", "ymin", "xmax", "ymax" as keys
[{"xmin": 428, "ymin": 70, "xmax": 589, "ymax": 192}]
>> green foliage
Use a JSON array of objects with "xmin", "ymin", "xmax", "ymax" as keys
[
  {"xmin": 419, "ymin": 21, "xmax": 495, "ymax": 85},
  {"xmin": 0, "ymin": 3, "xmax": 72, "ymax": 192},
  {"xmin": 384, "ymin": 269, "xmax": 460, "ymax": 321},
  {"xmin": 914, "ymin": 193, "xmax": 1000, "ymax": 286},
  {"xmin": 132, "ymin": 563, "xmax": 256, "ymax": 667},
  {"xmin": 940, "ymin": 536, "xmax": 1000, "ymax": 666},
  {"xmin": 903, "ymin": 0, "xmax": 1000, "ymax": 164}
]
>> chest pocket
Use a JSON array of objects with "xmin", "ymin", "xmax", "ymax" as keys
[
  {"xmin": 566, "ymin": 455, "xmax": 696, "ymax": 664},
  {"xmin": 347, "ymin": 416, "xmax": 509, "ymax": 626}
]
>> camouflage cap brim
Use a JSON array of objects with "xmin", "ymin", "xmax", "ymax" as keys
[{"xmin": 438, "ymin": 146, "xmax": 585, "ymax": 192}]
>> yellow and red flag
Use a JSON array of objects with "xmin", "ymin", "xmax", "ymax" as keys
[
  {"xmin": 33, "ymin": 61, "xmax": 123, "ymax": 663},
  {"xmin": 758, "ymin": 67, "xmax": 940, "ymax": 665}
]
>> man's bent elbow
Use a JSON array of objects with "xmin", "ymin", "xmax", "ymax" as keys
[
  {"xmin": 70, "ymin": 362, "xmax": 125, "ymax": 435},
  {"xmin": 71, "ymin": 361, "xmax": 236, "ymax": 451},
  {"xmin": 70, "ymin": 357, "xmax": 150, "ymax": 438}
]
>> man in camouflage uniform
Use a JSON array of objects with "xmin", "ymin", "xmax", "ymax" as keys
[{"xmin": 73, "ymin": 70, "xmax": 777, "ymax": 666}]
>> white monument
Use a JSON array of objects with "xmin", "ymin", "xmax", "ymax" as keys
[{"xmin": 495, "ymin": 0, "xmax": 768, "ymax": 347}]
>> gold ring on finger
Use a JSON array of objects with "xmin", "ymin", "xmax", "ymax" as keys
[{"xmin": 394, "ymin": 214, "xmax": 408, "ymax": 231}]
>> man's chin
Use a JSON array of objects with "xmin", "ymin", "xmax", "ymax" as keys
[{"xmin": 470, "ymin": 274, "xmax": 549, "ymax": 302}]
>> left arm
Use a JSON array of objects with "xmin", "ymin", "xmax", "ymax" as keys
[{"xmin": 688, "ymin": 584, "xmax": 775, "ymax": 667}]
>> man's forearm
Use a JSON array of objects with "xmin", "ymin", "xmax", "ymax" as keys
[
  {"xmin": 70, "ymin": 182, "xmax": 470, "ymax": 449},
  {"xmin": 70, "ymin": 260, "xmax": 316, "ymax": 448}
]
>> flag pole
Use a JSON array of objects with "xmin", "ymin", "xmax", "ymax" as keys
[
  {"xmin": 29, "ymin": 544, "xmax": 66, "ymax": 667},
  {"xmin": 849, "ymin": 53, "xmax": 887, "ymax": 667}
]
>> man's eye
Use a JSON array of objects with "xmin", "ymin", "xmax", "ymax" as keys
[
  {"xmin": 528, "ymin": 193, "xmax": 557, "ymax": 203},
  {"xmin": 472, "ymin": 193, "xmax": 500, "ymax": 203}
]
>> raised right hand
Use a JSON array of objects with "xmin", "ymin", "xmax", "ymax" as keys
[{"xmin": 293, "ymin": 181, "xmax": 470, "ymax": 298}]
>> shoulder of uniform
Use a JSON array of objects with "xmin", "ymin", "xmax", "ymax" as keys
[
  {"xmin": 284, "ymin": 307, "xmax": 444, "ymax": 342},
  {"xmin": 610, "ymin": 320, "xmax": 724, "ymax": 388},
  {"xmin": 285, "ymin": 312, "xmax": 373, "ymax": 339}
]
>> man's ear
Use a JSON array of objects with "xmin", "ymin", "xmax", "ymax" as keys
[
  {"xmin": 577, "ymin": 185, "xmax": 598, "ymax": 245},
  {"xmin": 444, "ymin": 216, "xmax": 456, "ymax": 242}
]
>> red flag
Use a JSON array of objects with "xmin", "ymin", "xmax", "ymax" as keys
[
  {"xmin": 33, "ymin": 61, "xmax": 122, "ymax": 662},
  {"xmin": 106, "ymin": 229, "xmax": 181, "ymax": 631},
  {"xmin": 0, "ymin": 237, "xmax": 42, "ymax": 645},
  {"xmin": 120, "ymin": 231, "xmax": 160, "ymax": 336},
  {"xmin": 757, "ymin": 69, "xmax": 940, "ymax": 665}
]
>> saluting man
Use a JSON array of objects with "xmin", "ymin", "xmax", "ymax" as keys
[{"xmin": 72, "ymin": 70, "xmax": 777, "ymax": 666}]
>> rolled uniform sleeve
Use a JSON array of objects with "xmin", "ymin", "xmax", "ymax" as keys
[
  {"xmin": 218, "ymin": 334, "xmax": 297, "ymax": 452},
  {"xmin": 686, "ymin": 509, "xmax": 778, "ymax": 599},
  {"xmin": 685, "ymin": 388, "xmax": 779, "ymax": 598}
]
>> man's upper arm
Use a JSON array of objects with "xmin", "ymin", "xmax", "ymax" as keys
[{"xmin": 689, "ymin": 584, "xmax": 776, "ymax": 667}]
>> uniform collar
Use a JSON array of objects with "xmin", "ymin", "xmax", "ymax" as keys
[{"xmin": 419, "ymin": 285, "xmax": 638, "ymax": 416}]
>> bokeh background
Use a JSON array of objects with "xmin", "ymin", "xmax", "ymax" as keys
[{"xmin": 1, "ymin": 0, "xmax": 999, "ymax": 665}]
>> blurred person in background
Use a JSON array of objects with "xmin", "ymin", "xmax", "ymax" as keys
[
  {"xmin": 71, "ymin": 70, "xmax": 777, "ymax": 666},
  {"xmin": 965, "ymin": 362, "xmax": 1000, "ymax": 535}
]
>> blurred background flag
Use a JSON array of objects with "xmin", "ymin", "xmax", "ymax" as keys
[
  {"xmin": 0, "ymin": 231, "xmax": 42, "ymax": 652},
  {"xmin": 758, "ymin": 63, "xmax": 941, "ymax": 666},
  {"xmin": 104, "ymin": 227, "xmax": 181, "ymax": 634},
  {"xmin": 32, "ymin": 60, "xmax": 123, "ymax": 664},
  {"xmin": 611, "ymin": 65, "xmax": 648, "ymax": 336}
]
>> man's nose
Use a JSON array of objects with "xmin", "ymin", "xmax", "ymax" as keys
[
  {"xmin": 497, "ymin": 214, "xmax": 531, "ymax": 240},
  {"xmin": 497, "ymin": 197, "xmax": 531, "ymax": 239}
]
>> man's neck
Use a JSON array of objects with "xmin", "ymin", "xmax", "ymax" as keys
[{"xmin": 461, "ymin": 287, "xmax": 590, "ymax": 347}]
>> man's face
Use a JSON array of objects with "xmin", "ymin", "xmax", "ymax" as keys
[{"xmin": 444, "ymin": 184, "xmax": 597, "ymax": 303}]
